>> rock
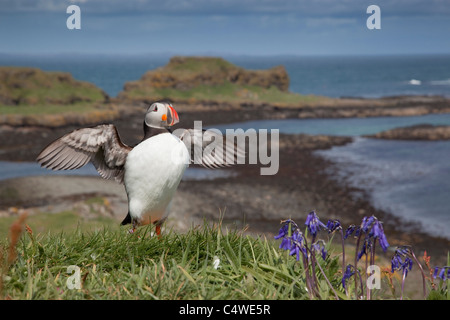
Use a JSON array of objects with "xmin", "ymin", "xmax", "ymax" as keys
[
  {"xmin": 118, "ymin": 56, "xmax": 290, "ymax": 103},
  {"xmin": 368, "ymin": 124, "xmax": 450, "ymax": 140},
  {"xmin": 0, "ymin": 66, "xmax": 109, "ymax": 106}
]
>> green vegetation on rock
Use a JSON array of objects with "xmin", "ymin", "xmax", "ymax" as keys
[
  {"xmin": 0, "ymin": 67, "xmax": 108, "ymax": 106},
  {"xmin": 0, "ymin": 66, "xmax": 119, "ymax": 127},
  {"xmin": 119, "ymin": 56, "xmax": 321, "ymax": 106}
]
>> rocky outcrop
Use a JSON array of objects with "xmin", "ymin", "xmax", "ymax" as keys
[
  {"xmin": 119, "ymin": 56, "xmax": 290, "ymax": 103},
  {"xmin": 0, "ymin": 66, "xmax": 109, "ymax": 105},
  {"xmin": 368, "ymin": 124, "xmax": 450, "ymax": 140}
]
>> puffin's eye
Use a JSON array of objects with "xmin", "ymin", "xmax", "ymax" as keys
[{"xmin": 154, "ymin": 105, "xmax": 158, "ymax": 112}]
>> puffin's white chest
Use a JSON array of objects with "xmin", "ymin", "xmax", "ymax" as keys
[{"xmin": 124, "ymin": 133, "xmax": 189, "ymax": 222}]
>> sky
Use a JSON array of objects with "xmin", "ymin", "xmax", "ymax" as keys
[{"xmin": 1, "ymin": 0, "xmax": 450, "ymax": 56}]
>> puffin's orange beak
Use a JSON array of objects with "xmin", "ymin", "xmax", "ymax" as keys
[{"xmin": 167, "ymin": 105, "xmax": 179, "ymax": 126}]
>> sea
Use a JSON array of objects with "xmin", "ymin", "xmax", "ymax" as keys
[{"xmin": 1, "ymin": 53, "xmax": 450, "ymax": 238}]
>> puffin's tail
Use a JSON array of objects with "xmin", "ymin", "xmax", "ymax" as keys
[{"xmin": 120, "ymin": 212, "xmax": 132, "ymax": 225}]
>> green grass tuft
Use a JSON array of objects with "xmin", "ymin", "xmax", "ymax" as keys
[{"xmin": 0, "ymin": 222, "xmax": 341, "ymax": 300}]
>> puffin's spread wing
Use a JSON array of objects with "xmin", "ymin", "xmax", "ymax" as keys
[
  {"xmin": 175, "ymin": 128, "xmax": 245, "ymax": 169},
  {"xmin": 36, "ymin": 124, "xmax": 131, "ymax": 183}
]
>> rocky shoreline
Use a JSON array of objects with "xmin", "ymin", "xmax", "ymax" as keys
[
  {"xmin": 369, "ymin": 123, "xmax": 450, "ymax": 140},
  {"xmin": 2, "ymin": 94, "xmax": 450, "ymax": 159},
  {"xmin": 1, "ymin": 106, "xmax": 449, "ymax": 264}
]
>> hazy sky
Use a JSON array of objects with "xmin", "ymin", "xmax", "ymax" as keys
[{"xmin": 1, "ymin": 0, "xmax": 450, "ymax": 56}]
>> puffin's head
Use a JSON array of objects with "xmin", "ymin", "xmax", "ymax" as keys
[{"xmin": 144, "ymin": 102, "xmax": 179, "ymax": 129}]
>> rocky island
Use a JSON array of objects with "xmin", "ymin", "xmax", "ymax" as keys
[
  {"xmin": 369, "ymin": 124, "xmax": 450, "ymax": 140},
  {"xmin": 118, "ymin": 56, "xmax": 292, "ymax": 105},
  {"xmin": 0, "ymin": 66, "xmax": 122, "ymax": 127}
]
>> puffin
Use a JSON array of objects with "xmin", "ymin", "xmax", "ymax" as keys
[{"xmin": 36, "ymin": 102, "xmax": 243, "ymax": 235}]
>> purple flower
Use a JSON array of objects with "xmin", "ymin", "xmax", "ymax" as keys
[
  {"xmin": 342, "ymin": 265, "xmax": 355, "ymax": 289},
  {"xmin": 357, "ymin": 240, "xmax": 369, "ymax": 261},
  {"xmin": 402, "ymin": 258, "xmax": 413, "ymax": 276},
  {"xmin": 274, "ymin": 219, "xmax": 306, "ymax": 261},
  {"xmin": 433, "ymin": 266, "xmax": 450, "ymax": 281},
  {"xmin": 326, "ymin": 219, "xmax": 341, "ymax": 234},
  {"xmin": 312, "ymin": 241, "xmax": 328, "ymax": 261},
  {"xmin": 391, "ymin": 255, "xmax": 403, "ymax": 273},
  {"xmin": 279, "ymin": 237, "xmax": 291, "ymax": 250},
  {"xmin": 289, "ymin": 231, "xmax": 305, "ymax": 261},
  {"xmin": 371, "ymin": 220, "xmax": 389, "ymax": 252},
  {"xmin": 391, "ymin": 247, "xmax": 413, "ymax": 276},
  {"xmin": 361, "ymin": 216, "xmax": 376, "ymax": 233},
  {"xmin": 274, "ymin": 221, "xmax": 290, "ymax": 240},
  {"xmin": 305, "ymin": 211, "xmax": 327, "ymax": 237},
  {"xmin": 344, "ymin": 225, "xmax": 358, "ymax": 239},
  {"xmin": 358, "ymin": 216, "xmax": 390, "ymax": 252},
  {"xmin": 320, "ymin": 246, "xmax": 327, "ymax": 260}
]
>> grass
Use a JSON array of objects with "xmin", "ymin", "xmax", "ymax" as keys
[
  {"xmin": 0, "ymin": 212, "xmax": 119, "ymax": 241},
  {"xmin": 0, "ymin": 103, "xmax": 122, "ymax": 127},
  {"xmin": 0, "ymin": 66, "xmax": 106, "ymax": 106},
  {"xmin": 0, "ymin": 218, "xmax": 342, "ymax": 300},
  {"xmin": 125, "ymin": 81, "xmax": 324, "ymax": 106},
  {"xmin": 0, "ymin": 67, "xmax": 118, "ymax": 127},
  {"xmin": 0, "ymin": 211, "xmax": 448, "ymax": 300},
  {"xmin": 165, "ymin": 56, "xmax": 236, "ymax": 74}
]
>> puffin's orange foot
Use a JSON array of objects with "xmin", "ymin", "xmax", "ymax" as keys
[{"xmin": 155, "ymin": 225, "xmax": 162, "ymax": 239}]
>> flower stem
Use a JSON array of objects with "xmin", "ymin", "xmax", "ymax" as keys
[
  {"xmin": 401, "ymin": 269, "xmax": 407, "ymax": 300},
  {"xmin": 409, "ymin": 249, "xmax": 427, "ymax": 299},
  {"xmin": 367, "ymin": 241, "xmax": 376, "ymax": 300},
  {"xmin": 300, "ymin": 251, "xmax": 314, "ymax": 299},
  {"xmin": 354, "ymin": 233, "xmax": 363, "ymax": 299},
  {"xmin": 339, "ymin": 229, "xmax": 348, "ymax": 296},
  {"xmin": 310, "ymin": 234, "xmax": 319, "ymax": 292},
  {"xmin": 314, "ymin": 254, "xmax": 339, "ymax": 300}
]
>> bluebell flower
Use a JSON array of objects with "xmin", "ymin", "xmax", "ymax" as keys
[
  {"xmin": 326, "ymin": 219, "xmax": 341, "ymax": 234},
  {"xmin": 391, "ymin": 247, "xmax": 413, "ymax": 276},
  {"xmin": 279, "ymin": 237, "xmax": 291, "ymax": 250},
  {"xmin": 312, "ymin": 241, "xmax": 328, "ymax": 261},
  {"xmin": 361, "ymin": 216, "xmax": 376, "ymax": 233},
  {"xmin": 274, "ymin": 220, "xmax": 291, "ymax": 240},
  {"xmin": 403, "ymin": 258, "xmax": 413, "ymax": 276},
  {"xmin": 342, "ymin": 265, "xmax": 355, "ymax": 289},
  {"xmin": 433, "ymin": 267, "xmax": 439, "ymax": 278},
  {"xmin": 305, "ymin": 210, "xmax": 327, "ymax": 237},
  {"xmin": 289, "ymin": 230, "xmax": 307, "ymax": 261},
  {"xmin": 396, "ymin": 246, "xmax": 410, "ymax": 256},
  {"xmin": 344, "ymin": 225, "xmax": 357, "ymax": 239},
  {"xmin": 391, "ymin": 254, "xmax": 403, "ymax": 273},
  {"xmin": 371, "ymin": 220, "xmax": 389, "ymax": 252},
  {"xmin": 358, "ymin": 216, "xmax": 390, "ymax": 252},
  {"xmin": 320, "ymin": 245, "xmax": 327, "ymax": 260},
  {"xmin": 274, "ymin": 220, "xmax": 307, "ymax": 262},
  {"xmin": 433, "ymin": 266, "xmax": 450, "ymax": 281},
  {"xmin": 357, "ymin": 240, "xmax": 369, "ymax": 261}
]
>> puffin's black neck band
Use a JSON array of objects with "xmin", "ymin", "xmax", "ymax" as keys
[{"xmin": 142, "ymin": 122, "xmax": 170, "ymax": 141}]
